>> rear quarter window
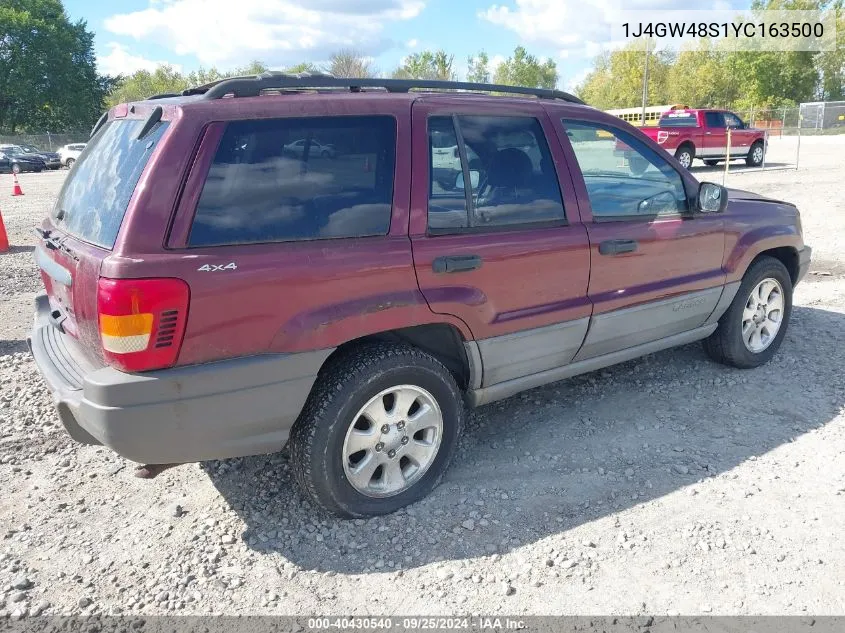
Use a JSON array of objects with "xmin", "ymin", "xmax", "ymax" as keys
[{"xmin": 188, "ymin": 115, "xmax": 396, "ymax": 247}]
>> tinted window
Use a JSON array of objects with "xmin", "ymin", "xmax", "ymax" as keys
[
  {"xmin": 563, "ymin": 119, "xmax": 688, "ymax": 219},
  {"xmin": 189, "ymin": 116, "xmax": 396, "ymax": 246},
  {"xmin": 659, "ymin": 112, "xmax": 698, "ymax": 127},
  {"xmin": 428, "ymin": 115, "xmax": 564, "ymax": 231},
  {"xmin": 52, "ymin": 120, "xmax": 169, "ymax": 248},
  {"xmin": 428, "ymin": 117, "xmax": 471, "ymax": 230},
  {"xmin": 724, "ymin": 112, "xmax": 744, "ymax": 129},
  {"xmin": 705, "ymin": 112, "xmax": 725, "ymax": 128}
]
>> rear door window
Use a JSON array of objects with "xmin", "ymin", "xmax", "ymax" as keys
[
  {"xmin": 51, "ymin": 120, "xmax": 170, "ymax": 249},
  {"xmin": 188, "ymin": 115, "xmax": 396, "ymax": 247},
  {"xmin": 705, "ymin": 112, "xmax": 726, "ymax": 128},
  {"xmin": 427, "ymin": 115, "xmax": 565, "ymax": 232}
]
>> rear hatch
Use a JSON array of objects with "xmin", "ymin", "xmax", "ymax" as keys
[{"xmin": 35, "ymin": 115, "xmax": 171, "ymax": 365}]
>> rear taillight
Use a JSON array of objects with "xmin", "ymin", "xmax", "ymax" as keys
[{"xmin": 97, "ymin": 277, "xmax": 189, "ymax": 372}]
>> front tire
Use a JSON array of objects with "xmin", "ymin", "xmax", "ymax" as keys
[
  {"xmin": 289, "ymin": 342, "xmax": 464, "ymax": 518},
  {"xmin": 65, "ymin": 158, "xmax": 75, "ymax": 169},
  {"xmin": 675, "ymin": 145, "xmax": 694, "ymax": 169},
  {"xmin": 11, "ymin": 164, "xmax": 20, "ymax": 175},
  {"xmin": 703, "ymin": 256, "xmax": 793, "ymax": 368}
]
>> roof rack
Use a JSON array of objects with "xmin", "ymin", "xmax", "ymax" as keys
[{"xmin": 170, "ymin": 71, "xmax": 585, "ymax": 104}]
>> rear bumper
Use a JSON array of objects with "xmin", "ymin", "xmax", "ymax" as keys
[
  {"xmin": 797, "ymin": 245, "xmax": 812, "ymax": 284},
  {"xmin": 28, "ymin": 294, "xmax": 332, "ymax": 464}
]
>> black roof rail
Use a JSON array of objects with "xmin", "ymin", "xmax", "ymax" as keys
[{"xmin": 186, "ymin": 71, "xmax": 585, "ymax": 104}]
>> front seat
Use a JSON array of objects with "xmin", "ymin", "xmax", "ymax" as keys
[{"xmin": 476, "ymin": 148, "xmax": 534, "ymax": 220}]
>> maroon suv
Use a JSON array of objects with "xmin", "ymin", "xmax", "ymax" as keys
[{"xmin": 29, "ymin": 74, "xmax": 811, "ymax": 517}]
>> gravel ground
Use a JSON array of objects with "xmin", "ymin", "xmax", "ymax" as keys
[{"xmin": 1, "ymin": 137, "xmax": 844, "ymax": 619}]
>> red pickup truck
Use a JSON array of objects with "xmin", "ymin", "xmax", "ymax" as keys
[{"xmin": 640, "ymin": 109, "xmax": 767, "ymax": 169}]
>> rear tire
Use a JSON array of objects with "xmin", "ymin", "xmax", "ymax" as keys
[
  {"xmin": 746, "ymin": 141, "xmax": 765, "ymax": 167},
  {"xmin": 703, "ymin": 256, "xmax": 792, "ymax": 369},
  {"xmin": 675, "ymin": 145, "xmax": 694, "ymax": 169},
  {"xmin": 289, "ymin": 342, "xmax": 464, "ymax": 518}
]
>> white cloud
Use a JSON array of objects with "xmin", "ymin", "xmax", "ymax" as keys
[
  {"xmin": 97, "ymin": 42, "xmax": 181, "ymax": 76},
  {"xmin": 479, "ymin": 0, "xmax": 612, "ymax": 57},
  {"xmin": 564, "ymin": 67, "xmax": 591, "ymax": 93},
  {"xmin": 104, "ymin": 0, "xmax": 425, "ymax": 68},
  {"xmin": 406, "ymin": 38, "xmax": 419, "ymax": 48},
  {"xmin": 489, "ymin": 54, "xmax": 507, "ymax": 73},
  {"xmin": 479, "ymin": 0, "xmax": 746, "ymax": 59}
]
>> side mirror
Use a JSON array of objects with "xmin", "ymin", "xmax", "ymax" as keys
[
  {"xmin": 697, "ymin": 182, "xmax": 728, "ymax": 213},
  {"xmin": 455, "ymin": 170, "xmax": 480, "ymax": 190}
]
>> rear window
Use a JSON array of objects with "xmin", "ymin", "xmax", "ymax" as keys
[
  {"xmin": 659, "ymin": 112, "xmax": 698, "ymax": 127},
  {"xmin": 52, "ymin": 120, "xmax": 169, "ymax": 249},
  {"xmin": 188, "ymin": 115, "xmax": 396, "ymax": 247}
]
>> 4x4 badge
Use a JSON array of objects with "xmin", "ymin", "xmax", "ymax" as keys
[{"xmin": 198, "ymin": 263, "xmax": 237, "ymax": 272}]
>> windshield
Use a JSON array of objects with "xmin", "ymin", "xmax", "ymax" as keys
[{"xmin": 52, "ymin": 119, "xmax": 170, "ymax": 249}]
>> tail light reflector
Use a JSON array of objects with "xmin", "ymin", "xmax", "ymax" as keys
[{"xmin": 97, "ymin": 277, "xmax": 190, "ymax": 372}]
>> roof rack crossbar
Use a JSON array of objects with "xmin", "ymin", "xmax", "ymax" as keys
[{"xmin": 189, "ymin": 72, "xmax": 584, "ymax": 104}]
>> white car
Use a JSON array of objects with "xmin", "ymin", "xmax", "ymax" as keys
[
  {"xmin": 282, "ymin": 139, "xmax": 336, "ymax": 158},
  {"xmin": 431, "ymin": 144, "xmax": 460, "ymax": 170},
  {"xmin": 58, "ymin": 143, "xmax": 87, "ymax": 168}
]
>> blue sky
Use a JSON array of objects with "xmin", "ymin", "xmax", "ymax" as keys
[
  {"xmin": 63, "ymin": 0, "xmax": 622, "ymax": 91},
  {"xmin": 64, "ymin": 0, "xmax": 749, "ymax": 91}
]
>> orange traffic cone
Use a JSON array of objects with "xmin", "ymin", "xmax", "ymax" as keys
[
  {"xmin": 12, "ymin": 174, "xmax": 24, "ymax": 196},
  {"xmin": 0, "ymin": 206, "xmax": 9, "ymax": 253}
]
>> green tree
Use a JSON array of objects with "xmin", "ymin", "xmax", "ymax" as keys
[
  {"xmin": 392, "ymin": 50, "xmax": 455, "ymax": 80},
  {"xmin": 327, "ymin": 49, "xmax": 375, "ymax": 78},
  {"xmin": 285, "ymin": 62, "xmax": 319, "ymax": 74},
  {"xmin": 666, "ymin": 41, "xmax": 738, "ymax": 108},
  {"xmin": 467, "ymin": 51, "xmax": 491, "ymax": 83},
  {"xmin": 0, "ymin": 0, "xmax": 114, "ymax": 132},
  {"xmin": 576, "ymin": 41, "xmax": 672, "ymax": 109},
  {"xmin": 493, "ymin": 46, "xmax": 558, "ymax": 89},
  {"xmin": 108, "ymin": 61, "xmax": 271, "ymax": 106},
  {"xmin": 107, "ymin": 66, "xmax": 189, "ymax": 106},
  {"xmin": 816, "ymin": 8, "xmax": 844, "ymax": 101}
]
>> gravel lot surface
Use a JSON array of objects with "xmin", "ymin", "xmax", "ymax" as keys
[{"xmin": 1, "ymin": 136, "xmax": 844, "ymax": 618}]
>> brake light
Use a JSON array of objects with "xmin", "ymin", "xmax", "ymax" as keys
[{"xmin": 97, "ymin": 277, "xmax": 190, "ymax": 372}]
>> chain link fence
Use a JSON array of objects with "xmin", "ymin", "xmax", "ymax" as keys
[
  {"xmin": 0, "ymin": 131, "xmax": 89, "ymax": 151},
  {"xmin": 732, "ymin": 102, "xmax": 845, "ymax": 137}
]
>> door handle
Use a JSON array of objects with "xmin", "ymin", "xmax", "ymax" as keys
[
  {"xmin": 599, "ymin": 239, "xmax": 638, "ymax": 256},
  {"xmin": 432, "ymin": 254, "xmax": 483, "ymax": 273}
]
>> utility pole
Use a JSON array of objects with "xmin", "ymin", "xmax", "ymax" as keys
[{"xmin": 640, "ymin": 38, "xmax": 651, "ymax": 126}]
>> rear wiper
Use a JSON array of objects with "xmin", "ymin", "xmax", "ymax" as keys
[{"xmin": 35, "ymin": 228, "xmax": 79, "ymax": 261}]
